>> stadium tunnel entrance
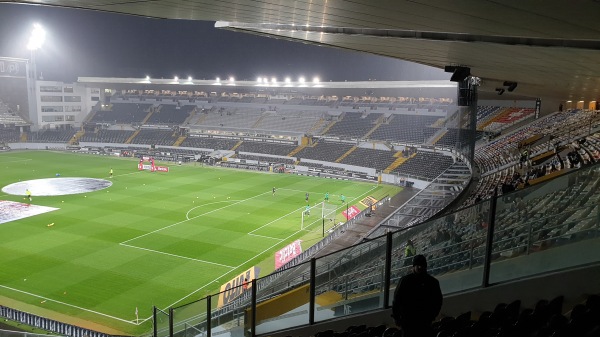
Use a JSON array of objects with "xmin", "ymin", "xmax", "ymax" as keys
[{"xmin": 2, "ymin": 177, "xmax": 112, "ymax": 196}]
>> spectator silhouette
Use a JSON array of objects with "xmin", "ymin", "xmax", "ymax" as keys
[{"xmin": 392, "ymin": 255, "xmax": 443, "ymax": 337}]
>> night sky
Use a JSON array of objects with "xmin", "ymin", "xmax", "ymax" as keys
[{"xmin": 0, "ymin": 3, "xmax": 448, "ymax": 83}]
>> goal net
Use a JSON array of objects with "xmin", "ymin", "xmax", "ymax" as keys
[{"xmin": 301, "ymin": 201, "xmax": 338, "ymax": 230}]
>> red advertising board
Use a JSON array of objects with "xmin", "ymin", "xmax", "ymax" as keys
[
  {"xmin": 275, "ymin": 240, "xmax": 302, "ymax": 269},
  {"xmin": 342, "ymin": 205, "xmax": 361, "ymax": 220}
]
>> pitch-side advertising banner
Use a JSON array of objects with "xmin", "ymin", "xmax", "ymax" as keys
[
  {"xmin": 342, "ymin": 205, "xmax": 361, "ymax": 220},
  {"xmin": 217, "ymin": 266, "xmax": 260, "ymax": 307},
  {"xmin": 275, "ymin": 240, "xmax": 302, "ymax": 269}
]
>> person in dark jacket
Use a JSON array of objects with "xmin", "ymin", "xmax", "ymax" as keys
[{"xmin": 392, "ymin": 254, "xmax": 443, "ymax": 337}]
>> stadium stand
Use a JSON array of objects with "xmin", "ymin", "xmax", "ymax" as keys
[
  {"xmin": 146, "ymin": 104, "xmax": 195, "ymax": 125},
  {"xmin": 131, "ymin": 129, "xmax": 178, "ymax": 146},
  {"xmin": 79, "ymin": 129, "xmax": 135, "ymax": 143},
  {"xmin": 179, "ymin": 136, "xmax": 239, "ymax": 150},
  {"xmin": 392, "ymin": 151, "xmax": 454, "ymax": 180},
  {"xmin": 0, "ymin": 127, "xmax": 21, "ymax": 143},
  {"xmin": 236, "ymin": 140, "xmax": 298, "ymax": 157},
  {"xmin": 89, "ymin": 103, "xmax": 152, "ymax": 124},
  {"xmin": 324, "ymin": 111, "xmax": 382, "ymax": 139},
  {"xmin": 27, "ymin": 129, "xmax": 77, "ymax": 143},
  {"xmin": 369, "ymin": 114, "xmax": 441, "ymax": 144},
  {"xmin": 295, "ymin": 141, "xmax": 355, "ymax": 162},
  {"xmin": 340, "ymin": 147, "xmax": 397, "ymax": 172}
]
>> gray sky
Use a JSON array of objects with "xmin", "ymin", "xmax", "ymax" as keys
[{"xmin": 0, "ymin": 3, "xmax": 449, "ymax": 83}]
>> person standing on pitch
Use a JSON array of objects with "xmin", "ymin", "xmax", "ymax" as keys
[
  {"xmin": 305, "ymin": 192, "xmax": 309, "ymax": 202},
  {"xmin": 109, "ymin": 168, "xmax": 113, "ymax": 178},
  {"xmin": 392, "ymin": 254, "xmax": 443, "ymax": 337},
  {"xmin": 325, "ymin": 192, "xmax": 329, "ymax": 202},
  {"xmin": 340, "ymin": 194, "xmax": 346, "ymax": 204},
  {"xmin": 273, "ymin": 187, "xmax": 276, "ymax": 196},
  {"xmin": 25, "ymin": 189, "xmax": 32, "ymax": 204}
]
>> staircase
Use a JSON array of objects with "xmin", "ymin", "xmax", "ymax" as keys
[
  {"xmin": 252, "ymin": 114, "xmax": 266, "ymax": 128},
  {"xmin": 69, "ymin": 130, "xmax": 85, "ymax": 145},
  {"xmin": 478, "ymin": 107, "xmax": 510, "ymax": 130},
  {"xmin": 141, "ymin": 109, "xmax": 155, "ymax": 125},
  {"xmin": 125, "ymin": 130, "xmax": 140, "ymax": 144},
  {"xmin": 335, "ymin": 146, "xmax": 357, "ymax": 163},
  {"xmin": 428, "ymin": 128, "xmax": 447, "ymax": 145},
  {"xmin": 288, "ymin": 144, "xmax": 307, "ymax": 157},
  {"xmin": 363, "ymin": 121, "xmax": 382, "ymax": 139},
  {"xmin": 319, "ymin": 120, "xmax": 338, "ymax": 135},
  {"xmin": 231, "ymin": 140, "xmax": 244, "ymax": 151},
  {"xmin": 383, "ymin": 153, "xmax": 414, "ymax": 173},
  {"xmin": 307, "ymin": 118, "xmax": 325, "ymax": 135},
  {"xmin": 173, "ymin": 136, "xmax": 187, "ymax": 147}
]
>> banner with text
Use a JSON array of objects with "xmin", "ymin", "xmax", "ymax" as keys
[
  {"xmin": 342, "ymin": 205, "xmax": 361, "ymax": 220},
  {"xmin": 275, "ymin": 240, "xmax": 302, "ymax": 269},
  {"xmin": 217, "ymin": 266, "xmax": 260, "ymax": 307}
]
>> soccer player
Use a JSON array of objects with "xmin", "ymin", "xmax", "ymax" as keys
[
  {"xmin": 325, "ymin": 192, "xmax": 329, "ymax": 202},
  {"xmin": 109, "ymin": 168, "xmax": 113, "ymax": 178},
  {"xmin": 305, "ymin": 192, "xmax": 309, "ymax": 202},
  {"xmin": 305, "ymin": 204, "xmax": 310, "ymax": 216},
  {"xmin": 340, "ymin": 194, "xmax": 346, "ymax": 204},
  {"xmin": 272, "ymin": 187, "xmax": 276, "ymax": 196},
  {"xmin": 25, "ymin": 189, "xmax": 32, "ymax": 204}
]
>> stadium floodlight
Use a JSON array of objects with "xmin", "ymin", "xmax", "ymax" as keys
[
  {"xmin": 298, "ymin": 77, "xmax": 306, "ymax": 84},
  {"xmin": 285, "ymin": 77, "xmax": 291, "ymax": 84},
  {"xmin": 229, "ymin": 76, "xmax": 235, "ymax": 82},
  {"xmin": 271, "ymin": 77, "xmax": 277, "ymax": 84},
  {"xmin": 174, "ymin": 76, "xmax": 179, "ymax": 82},
  {"xmin": 188, "ymin": 76, "xmax": 192, "ymax": 81},
  {"xmin": 257, "ymin": 77, "xmax": 262, "ymax": 83},
  {"xmin": 216, "ymin": 77, "xmax": 220, "ymax": 82},
  {"xmin": 145, "ymin": 75, "xmax": 150, "ymax": 81},
  {"xmin": 312, "ymin": 77, "xmax": 320, "ymax": 84},
  {"xmin": 27, "ymin": 23, "xmax": 46, "ymax": 51}
]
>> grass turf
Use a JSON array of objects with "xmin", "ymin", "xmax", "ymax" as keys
[{"xmin": 0, "ymin": 151, "xmax": 401, "ymax": 334}]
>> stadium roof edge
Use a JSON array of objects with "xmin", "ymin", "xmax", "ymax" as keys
[{"xmin": 77, "ymin": 77, "xmax": 457, "ymax": 90}]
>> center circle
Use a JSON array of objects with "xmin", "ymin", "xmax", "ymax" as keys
[{"xmin": 2, "ymin": 177, "xmax": 113, "ymax": 196}]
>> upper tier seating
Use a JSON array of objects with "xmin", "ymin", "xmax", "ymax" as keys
[
  {"xmin": 146, "ymin": 105, "xmax": 194, "ymax": 125},
  {"xmin": 196, "ymin": 108, "xmax": 262, "ymax": 129},
  {"xmin": 340, "ymin": 147, "xmax": 396, "ymax": 171},
  {"xmin": 296, "ymin": 141, "xmax": 355, "ymax": 162},
  {"xmin": 90, "ymin": 103, "xmax": 152, "ymax": 124},
  {"xmin": 392, "ymin": 151, "xmax": 453, "ymax": 180},
  {"xmin": 0, "ymin": 127, "xmax": 20, "ymax": 143},
  {"xmin": 324, "ymin": 112, "xmax": 382, "ymax": 139},
  {"xmin": 369, "ymin": 115, "xmax": 440, "ymax": 143}
]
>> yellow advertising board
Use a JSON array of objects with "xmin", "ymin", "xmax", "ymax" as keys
[{"xmin": 217, "ymin": 266, "xmax": 260, "ymax": 307}]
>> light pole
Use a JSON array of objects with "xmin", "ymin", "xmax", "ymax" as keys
[
  {"xmin": 27, "ymin": 23, "xmax": 46, "ymax": 80},
  {"xmin": 26, "ymin": 23, "xmax": 45, "ymax": 131}
]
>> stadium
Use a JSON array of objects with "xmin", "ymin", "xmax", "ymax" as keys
[{"xmin": 1, "ymin": 2, "xmax": 600, "ymax": 337}]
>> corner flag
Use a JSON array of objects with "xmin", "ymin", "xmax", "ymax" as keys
[{"xmin": 135, "ymin": 307, "xmax": 139, "ymax": 322}]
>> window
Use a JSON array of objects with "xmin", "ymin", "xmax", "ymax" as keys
[
  {"xmin": 40, "ymin": 86, "xmax": 62, "ymax": 93},
  {"xmin": 91, "ymin": 97, "xmax": 100, "ymax": 101},
  {"xmin": 64, "ymin": 106, "xmax": 82, "ymax": 112},
  {"xmin": 63, "ymin": 86, "xmax": 74, "ymax": 93},
  {"xmin": 64, "ymin": 96, "xmax": 81, "ymax": 102},
  {"xmin": 90, "ymin": 88, "xmax": 100, "ymax": 95},
  {"xmin": 65, "ymin": 115, "xmax": 75, "ymax": 121},
  {"xmin": 41, "ymin": 95, "xmax": 63, "ymax": 102},
  {"xmin": 41, "ymin": 106, "xmax": 64, "ymax": 112},
  {"xmin": 41, "ymin": 115, "xmax": 64, "ymax": 122}
]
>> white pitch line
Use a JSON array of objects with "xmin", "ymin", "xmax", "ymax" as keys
[
  {"xmin": 120, "ymin": 191, "xmax": 269, "ymax": 245},
  {"xmin": 120, "ymin": 243, "xmax": 235, "ymax": 269},
  {"xmin": 0, "ymin": 284, "xmax": 135, "ymax": 324},
  {"xmin": 248, "ymin": 233, "xmax": 281, "ymax": 240},
  {"xmin": 185, "ymin": 200, "xmax": 242, "ymax": 220},
  {"xmin": 164, "ymin": 184, "xmax": 380, "ymax": 309},
  {"xmin": 248, "ymin": 205, "xmax": 306, "ymax": 234},
  {"xmin": 277, "ymin": 188, "xmax": 354, "ymax": 198}
]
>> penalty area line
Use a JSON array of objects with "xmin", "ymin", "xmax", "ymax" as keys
[
  {"xmin": 248, "ymin": 233, "xmax": 281, "ymax": 240},
  {"xmin": 120, "ymin": 243, "xmax": 235, "ymax": 269},
  {"xmin": 0, "ymin": 284, "xmax": 136, "ymax": 325}
]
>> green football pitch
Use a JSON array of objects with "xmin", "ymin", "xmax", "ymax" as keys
[{"xmin": 0, "ymin": 151, "xmax": 401, "ymax": 334}]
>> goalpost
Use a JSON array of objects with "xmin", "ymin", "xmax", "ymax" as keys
[{"xmin": 301, "ymin": 201, "xmax": 338, "ymax": 230}]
